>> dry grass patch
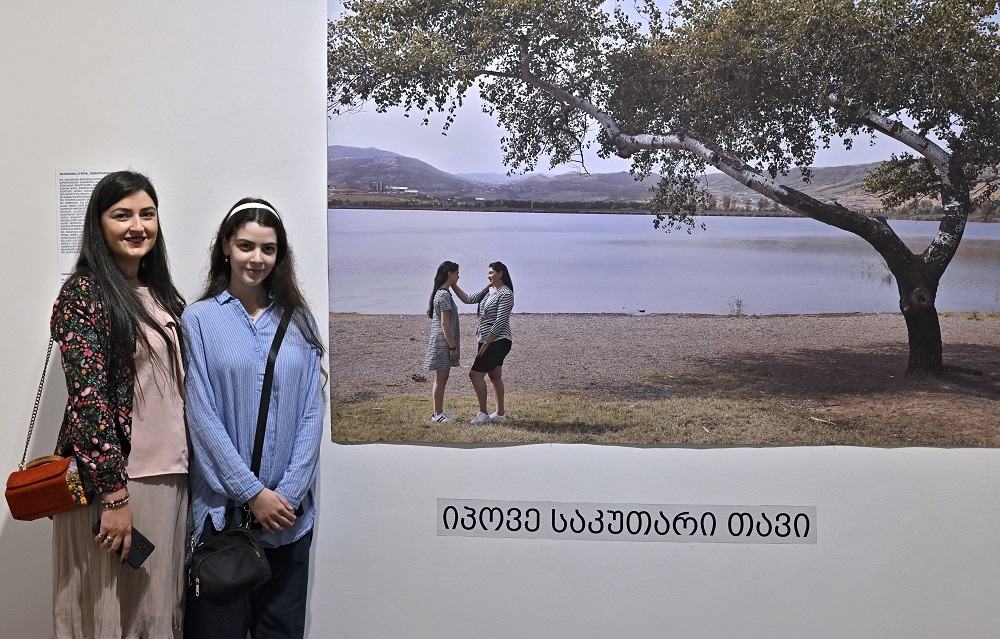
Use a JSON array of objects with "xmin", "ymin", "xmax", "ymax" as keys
[
  {"xmin": 638, "ymin": 368, "xmax": 761, "ymax": 396},
  {"xmin": 331, "ymin": 390, "xmax": 911, "ymax": 446},
  {"xmin": 939, "ymin": 310, "xmax": 1000, "ymax": 320}
]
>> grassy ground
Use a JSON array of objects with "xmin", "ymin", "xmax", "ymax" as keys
[
  {"xmin": 331, "ymin": 313, "xmax": 1000, "ymax": 447},
  {"xmin": 333, "ymin": 390, "xmax": 874, "ymax": 445}
]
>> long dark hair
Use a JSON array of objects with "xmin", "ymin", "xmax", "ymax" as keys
[
  {"xmin": 200, "ymin": 197, "xmax": 325, "ymax": 356},
  {"xmin": 489, "ymin": 261, "xmax": 513, "ymax": 290},
  {"xmin": 427, "ymin": 261, "xmax": 459, "ymax": 318},
  {"xmin": 475, "ymin": 261, "xmax": 514, "ymax": 317},
  {"xmin": 68, "ymin": 170, "xmax": 185, "ymax": 385}
]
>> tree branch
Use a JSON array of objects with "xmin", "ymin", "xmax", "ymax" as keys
[
  {"xmin": 475, "ymin": 69, "xmax": 521, "ymax": 80},
  {"xmin": 825, "ymin": 94, "xmax": 970, "ymax": 280},
  {"xmin": 506, "ymin": 53, "xmax": 911, "ymax": 264},
  {"xmin": 824, "ymin": 93, "xmax": 952, "ymax": 182}
]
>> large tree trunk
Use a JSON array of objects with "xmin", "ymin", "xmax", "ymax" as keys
[
  {"xmin": 897, "ymin": 280, "xmax": 944, "ymax": 376},
  {"xmin": 901, "ymin": 305, "xmax": 944, "ymax": 375},
  {"xmin": 582, "ymin": 105, "xmax": 968, "ymax": 379}
]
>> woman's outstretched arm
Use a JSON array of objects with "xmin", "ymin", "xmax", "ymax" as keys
[{"xmin": 453, "ymin": 283, "xmax": 490, "ymax": 305}]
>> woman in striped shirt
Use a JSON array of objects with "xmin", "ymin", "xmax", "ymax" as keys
[{"xmin": 453, "ymin": 261, "xmax": 514, "ymax": 424}]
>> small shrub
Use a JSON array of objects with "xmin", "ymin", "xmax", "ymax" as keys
[{"xmin": 728, "ymin": 297, "xmax": 747, "ymax": 317}]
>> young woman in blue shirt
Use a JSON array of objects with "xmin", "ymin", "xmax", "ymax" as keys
[{"xmin": 182, "ymin": 198, "xmax": 325, "ymax": 639}]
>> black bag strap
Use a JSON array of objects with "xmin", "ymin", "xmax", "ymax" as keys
[
  {"xmin": 18, "ymin": 340, "xmax": 54, "ymax": 471},
  {"xmin": 249, "ymin": 307, "xmax": 294, "ymax": 477}
]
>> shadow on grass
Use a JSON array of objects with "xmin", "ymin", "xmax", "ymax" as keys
[
  {"xmin": 649, "ymin": 343, "xmax": 1000, "ymax": 402},
  {"xmin": 495, "ymin": 418, "xmax": 629, "ymax": 437}
]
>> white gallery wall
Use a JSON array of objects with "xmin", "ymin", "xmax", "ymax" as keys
[
  {"xmin": 0, "ymin": 2, "xmax": 327, "ymax": 637},
  {"xmin": 3, "ymin": 3, "xmax": 1000, "ymax": 639}
]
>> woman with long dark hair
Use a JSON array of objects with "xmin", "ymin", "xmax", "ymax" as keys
[
  {"xmin": 453, "ymin": 261, "xmax": 514, "ymax": 423},
  {"xmin": 423, "ymin": 260, "xmax": 461, "ymax": 422},
  {"xmin": 182, "ymin": 197, "xmax": 324, "ymax": 639},
  {"xmin": 51, "ymin": 170, "xmax": 188, "ymax": 638}
]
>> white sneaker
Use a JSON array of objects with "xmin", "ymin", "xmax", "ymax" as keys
[
  {"xmin": 489, "ymin": 412, "xmax": 508, "ymax": 422},
  {"xmin": 431, "ymin": 412, "xmax": 456, "ymax": 423},
  {"xmin": 470, "ymin": 411, "xmax": 490, "ymax": 424}
]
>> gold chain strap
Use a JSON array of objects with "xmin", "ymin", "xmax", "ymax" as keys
[{"xmin": 18, "ymin": 340, "xmax": 54, "ymax": 471}]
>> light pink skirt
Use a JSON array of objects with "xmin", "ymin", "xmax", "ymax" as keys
[{"xmin": 52, "ymin": 474, "xmax": 188, "ymax": 639}]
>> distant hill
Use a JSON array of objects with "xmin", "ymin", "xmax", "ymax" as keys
[
  {"xmin": 454, "ymin": 172, "xmax": 526, "ymax": 184},
  {"xmin": 328, "ymin": 147, "xmax": 480, "ymax": 195},
  {"xmin": 328, "ymin": 145, "xmax": 884, "ymax": 208},
  {"xmin": 702, "ymin": 164, "xmax": 883, "ymax": 209},
  {"xmin": 328, "ymin": 145, "xmax": 405, "ymax": 160}
]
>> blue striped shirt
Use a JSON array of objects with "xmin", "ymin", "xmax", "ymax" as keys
[{"xmin": 182, "ymin": 292, "xmax": 324, "ymax": 548}]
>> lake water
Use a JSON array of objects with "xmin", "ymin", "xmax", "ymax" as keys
[{"xmin": 328, "ymin": 209, "xmax": 1000, "ymax": 315}]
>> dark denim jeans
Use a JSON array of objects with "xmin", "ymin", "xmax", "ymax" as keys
[{"xmin": 185, "ymin": 523, "xmax": 313, "ymax": 639}]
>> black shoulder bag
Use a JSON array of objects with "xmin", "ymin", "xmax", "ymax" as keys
[{"xmin": 189, "ymin": 308, "xmax": 293, "ymax": 603}]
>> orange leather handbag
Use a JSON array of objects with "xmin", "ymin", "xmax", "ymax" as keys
[{"xmin": 5, "ymin": 341, "xmax": 88, "ymax": 521}]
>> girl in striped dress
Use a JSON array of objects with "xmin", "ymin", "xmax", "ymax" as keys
[
  {"xmin": 453, "ymin": 261, "xmax": 514, "ymax": 424},
  {"xmin": 423, "ymin": 261, "xmax": 461, "ymax": 423}
]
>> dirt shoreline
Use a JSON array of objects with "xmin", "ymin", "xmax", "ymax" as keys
[
  {"xmin": 332, "ymin": 311, "xmax": 1000, "ymax": 396},
  {"xmin": 331, "ymin": 312, "xmax": 1000, "ymax": 445}
]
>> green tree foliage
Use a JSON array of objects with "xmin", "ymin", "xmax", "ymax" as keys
[{"xmin": 329, "ymin": 0, "xmax": 1000, "ymax": 374}]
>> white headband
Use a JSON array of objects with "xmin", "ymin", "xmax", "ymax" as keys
[{"xmin": 224, "ymin": 201, "xmax": 279, "ymax": 222}]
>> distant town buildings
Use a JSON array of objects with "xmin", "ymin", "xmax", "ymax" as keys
[{"xmin": 368, "ymin": 181, "xmax": 419, "ymax": 194}]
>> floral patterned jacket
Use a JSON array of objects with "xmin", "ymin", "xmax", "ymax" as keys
[{"xmin": 51, "ymin": 274, "xmax": 133, "ymax": 497}]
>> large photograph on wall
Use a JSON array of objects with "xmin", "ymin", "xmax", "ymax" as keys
[{"xmin": 326, "ymin": 0, "xmax": 1000, "ymax": 445}]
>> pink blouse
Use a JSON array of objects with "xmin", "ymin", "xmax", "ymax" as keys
[{"xmin": 126, "ymin": 288, "xmax": 188, "ymax": 478}]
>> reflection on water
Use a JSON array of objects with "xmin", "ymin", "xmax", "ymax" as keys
[{"xmin": 329, "ymin": 210, "xmax": 1000, "ymax": 315}]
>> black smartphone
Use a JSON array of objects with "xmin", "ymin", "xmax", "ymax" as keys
[{"xmin": 92, "ymin": 520, "xmax": 155, "ymax": 569}]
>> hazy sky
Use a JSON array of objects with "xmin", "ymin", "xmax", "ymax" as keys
[
  {"xmin": 327, "ymin": 100, "xmax": 911, "ymax": 176},
  {"xmin": 326, "ymin": 1, "xmax": 912, "ymax": 175}
]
